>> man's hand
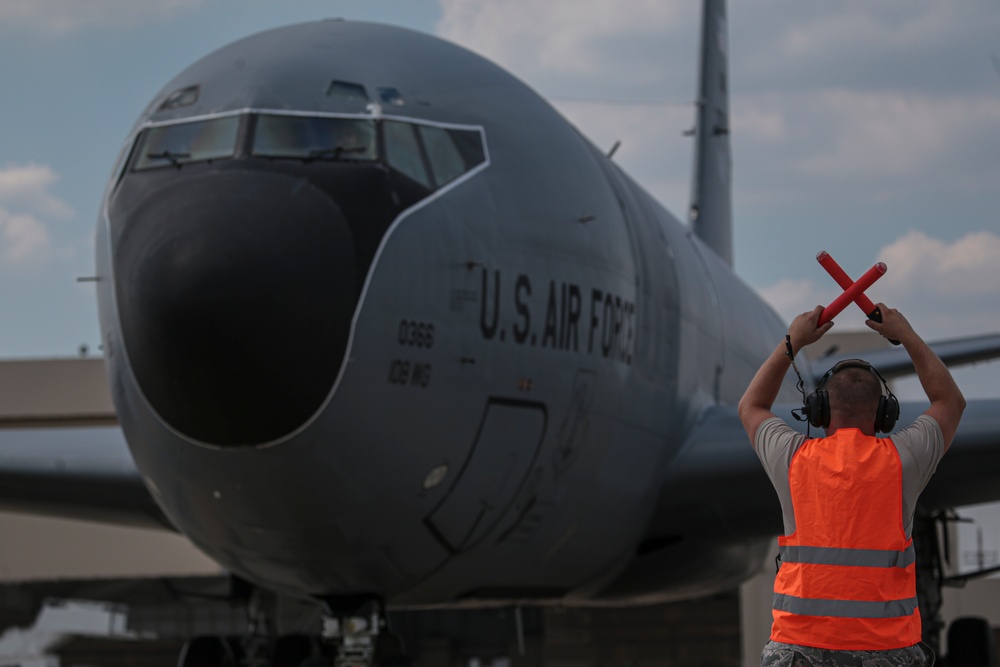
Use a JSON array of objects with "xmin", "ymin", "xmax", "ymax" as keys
[
  {"xmin": 865, "ymin": 303, "xmax": 917, "ymax": 345},
  {"xmin": 788, "ymin": 305, "xmax": 835, "ymax": 355}
]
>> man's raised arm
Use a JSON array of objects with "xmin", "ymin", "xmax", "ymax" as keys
[
  {"xmin": 866, "ymin": 304, "xmax": 966, "ymax": 449},
  {"xmin": 738, "ymin": 306, "xmax": 833, "ymax": 444}
]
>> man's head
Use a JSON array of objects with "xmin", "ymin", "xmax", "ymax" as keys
[
  {"xmin": 825, "ymin": 364, "xmax": 882, "ymax": 428},
  {"xmin": 806, "ymin": 359, "xmax": 899, "ymax": 434}
]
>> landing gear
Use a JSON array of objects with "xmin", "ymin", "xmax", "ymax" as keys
[
  {"xmin": 177, "ymin": 590, "xmax": 404, "ymax": 667},
  {"xmin": 320, "ymin": 611, "xmax": 380, "ymax": 666},
  {"xmin": 318, "ymin": 598, "xmax": 406, "ymax": 667}
]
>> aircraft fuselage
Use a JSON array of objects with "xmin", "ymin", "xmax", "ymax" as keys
[{"xmin": 94, "ymin": 19, "xmax": 794, "ymax": 606}]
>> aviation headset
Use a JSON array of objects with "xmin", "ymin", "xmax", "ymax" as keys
[{"xmin": 803, "ymin": 359, "xmax": 900, "ymax": 434}]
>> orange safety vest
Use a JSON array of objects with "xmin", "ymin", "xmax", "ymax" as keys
[{"xmin": 771, "ymin": 428, "xmax": 921, "ymax": 650}]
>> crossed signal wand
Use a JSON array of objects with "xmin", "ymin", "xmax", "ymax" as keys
[{"xmin": 816, "ymin": 251, "xmax": 900, "ymax": 345}]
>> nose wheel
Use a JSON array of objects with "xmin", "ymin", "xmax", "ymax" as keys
[
  {"xmin": 177, "ymin": 591, "xmax": 405, "ymax": 667},
  {"xmin": 319, "ymin": 599, "xmax": 406, "ymax": 667},
  {"xmin": 321, "ymin": 612, "xmax": 379, "ymax": 667}
]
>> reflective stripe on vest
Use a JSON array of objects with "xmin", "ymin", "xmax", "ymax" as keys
[
  {"xmin": 778, "ymin": 544, "xmax": 916, "ymax": 568},
  {"xmin": 773, "ymin": 593, "xmax": 919, "ymax": 619}
]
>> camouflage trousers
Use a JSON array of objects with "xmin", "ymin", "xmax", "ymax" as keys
[{"xmin": 761, "ymin": 641, "xmax": 932, "ymax": 667}]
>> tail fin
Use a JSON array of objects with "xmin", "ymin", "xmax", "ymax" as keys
[{"xmin": 689, "ymin": 0, "xmax": 733, "ymax": 267}]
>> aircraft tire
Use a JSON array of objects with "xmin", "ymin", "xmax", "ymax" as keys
[
  {"xmin": 272, "ymin": 634, "xmax": 319, "ymax": 667},
  {"xmin": 298, "ymin": 658, "xmax": 332, "ymax": 667},
  {"xmin": 947, "ymin": 616, "xmax": 997, "ymax": 667},
  {"xmin": 177, "ymin": 636, "xmax": 239, "ymax": 667}
]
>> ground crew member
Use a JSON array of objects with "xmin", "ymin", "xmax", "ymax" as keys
[{"xmin": 738, "ymin": 303, "xmax": 966, "ymax": 666}]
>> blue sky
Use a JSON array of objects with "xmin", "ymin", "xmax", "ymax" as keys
[{"xmin": 1, "ymin": 0, "xmax": 998, "ymax": 397}]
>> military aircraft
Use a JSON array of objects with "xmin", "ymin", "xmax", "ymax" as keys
[{"xmin": 3, "ymin": 1, "xmax": 1000, "ymax": 665}]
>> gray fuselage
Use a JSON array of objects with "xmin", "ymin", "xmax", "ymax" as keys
[{"xmin": 94, "ymin": 20, "xmax": 798, "ymax": 606}]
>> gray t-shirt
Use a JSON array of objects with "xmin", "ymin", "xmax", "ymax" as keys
[{"xmin": 753, "ymin": 415, "xmax": 945, "ymax": 538}]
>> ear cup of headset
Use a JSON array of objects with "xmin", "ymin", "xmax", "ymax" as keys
[
  {"xmin": 876, "ymin": 394, "xmax": 900, "ymax": 433},
  {"xmin": 805, "ymin": 389, "xmax": 830, "ymax": 428},
  {"xmin": 875, "ymin": 395, "xmax": 888, "ymax": 433}
]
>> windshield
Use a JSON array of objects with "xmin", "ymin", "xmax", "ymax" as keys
[
  {"xmin": 127, "ymin": 113, "xmax": 485, "ymax": 184},
  {"xmin": 133, "ymin": 116, "xmax": 240, "ymax": 170},
  {"xmin": 252, "ymin": 115, "xmax": 378, "ymax": 162}
]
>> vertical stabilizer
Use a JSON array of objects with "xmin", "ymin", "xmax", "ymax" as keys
[{"xmin": 690, "ymin": 0, "xmax": 733, "ymax": 267}]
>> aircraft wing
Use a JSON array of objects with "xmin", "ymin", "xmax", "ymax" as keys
[
  {"xmin": 0, "ymin": 425, "xmax": 173, "ymax": 530},
  {"xmin": 918, "ymin": 399, "xmax": 1000, "ymax": 510},
  {"xmin": 813, "ymin": 333, "xmax": 1000, "ymax": 381}
]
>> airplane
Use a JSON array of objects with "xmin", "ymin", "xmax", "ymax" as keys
[{"xmin": 3, "ymin": 1, "xmax": 1000, "ymax": 665}]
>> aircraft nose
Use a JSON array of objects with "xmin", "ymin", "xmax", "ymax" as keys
[{"xmin": 113, "ymin": 170, "xmax": 356, "ymax": 446}]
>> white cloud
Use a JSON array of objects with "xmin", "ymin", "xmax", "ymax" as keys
[
  {"xmin": 735, "ymin": 2, "xmax": 997, "ymax": 85},
  {"xmin": 0, "ymin": 210, "xmax": 51, "ymax": 263},
  {"xmin": 733, "ymin": 89, "xmax": 1000, "ymax": 207},
  {"xmin": 0, "ymin": 164, "xmax": 73, "ymax": 265},
  {"xmin": 792, "ymin": 91, "xmax": 1000, "ymax": 184},
  {"xmin": 772, "ymin": 4, "xmax": 966, "ymax": 60},
  {"xmin": 876, "ymin": 231, "xmax": 1000, "ymax": 334},
  {"xmin": 727, "ymin": 4, "xmax": 1000, "ymax": 211},
  {"xmin": 0, "ymin": 0, "xmax": 202, "ymax": 32},
  {"xmin": 732, "ymin": 106, "xmax": 786, "ymax": 143},
  {"xmin": 0, "ymin": 164, "xmax": 73, "ymax": 219}
]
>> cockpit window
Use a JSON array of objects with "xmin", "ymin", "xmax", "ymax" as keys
[
  {"xmin": 419, "ymin": 125, "xmax": 475, "ymax": 187},
  {"xmin": 385, "ymin": 120, "xmax": 486, "ymax": 189},
  {"xmin": 378, "ymin": 87, "xmax": 405, "ymax": 106},
  {"xmin": 253, "ymin": 115, "xmax": 378, "ymax": 162},
  {"xmin": 133, "ymin": 116, "xmax": 240, "ymax": 171},
  {"xmin": 158, "ymin": 85, "xmax": 200, "ymax": 111},
  {"xmin": 326, "ymin": 81, "xmax": 370, "ymax": 112},
  {"xmin": 125, "ymin": 112, "xmax": 486, "ymax": 191},
  {"xmin": 384, "ymin": 121, "xmax": 432, "ymax": 188},
  {"xmin": 442, "ymin": 127, "xmax": 487, "ymax": 173}
]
